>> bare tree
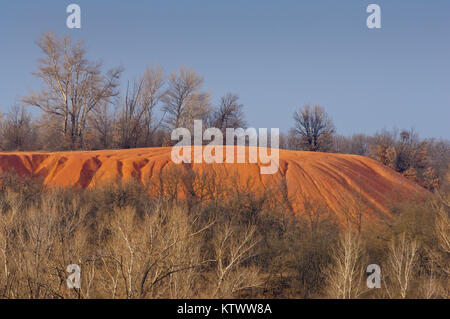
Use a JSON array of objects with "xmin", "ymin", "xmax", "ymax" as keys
[
  {"xmin": 433, "ymin": 198, "xmax": 450, "ymax": 298},
  {"xmin": 333, "ymin": 134, "xmax": 370, "ymax": 155},
  {"xmin": 23, "ymin": 32, "xmax": 122, "ymax": 150},
  {"xmin": 90, "ymin": 101, "xmax": 115, "ymax": 149},
  {"xmin": 35, "ymin": 113, "xmax": 65, "ymax": 151},
  {"xmin": 284, "ymin": 128, "xmax": 301, "ymax": 150},
  {"xmin": 99, "ymin": 204, "xmax": 214, "ymax": 299},
  {"xmin": 341, "ymin": 178, "xmax": 366, "ymax": 235},
  {"xmin": 301, "ymin": 195, "xmax": 332, "ymax": 239},
  {"xmin": 324, "ymin": 231, "xmax": 365, "ymax": 299},
  {"xmin": 210, "ymin": 93, "xmax": 246, "ymax": 132},
  {"xmin": 0, "ymin": 104, "xmax": 35, "ymax": 151},
  {"xmin": 293, "ymin": 104, "xmax": 335, "ymax": 152},
  {"xmin": 385, "ymin": 233, "xmax": 419, "ymax": 299},
  {"xmin": 140, "ymin": 66, "xmax": 166, "ymax": 146},
  {"xmin": 435, "ymin": 205, "xmax": 450, "ymax": 258},
  {"xmin": 162, "ymin": 67, "xmax": 211, "ymax": 133},
  {"xmin": 428, "ymin": 193, "xmax": 450, "ymax": 281},
  {"xmin": 418, "ymin": 260, "xmax": 441, "ymax": 299},
  {"xmin": 396, "ymin": 129, "xmax": 428, "ymax": 173},
  {"xmin": 212, "ymin": 220, "xmax": 262, "ymax": 298},
  {"xmin": 116, "ymin": 66, "xmax": 165, "ymax": 148}
]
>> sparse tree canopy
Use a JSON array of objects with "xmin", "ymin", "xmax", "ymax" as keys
[
  {"xmin": 293, "ymin": 104, "xmax": 335, "ymax": 152},
  {"xmin": 22, "ymin": 32, "xmax": 122, "ymax": 150},
  {"xmin": 210, "ymin": 93, "xmax": 246, "ymax": 132},
  {"xmin": 116, "ymin": 66, "xmax": 165, "ymax": 148},
  {"xmin": 162, "ymin": 67, "xmax": 211, "ymax": 131},
  {"xmin": 0, "ymin": 104, "xmax": 35, "ymax": 151},
  {"xmin": 90, "ymin": 101, "xmax": 114, "ymax": 149}
]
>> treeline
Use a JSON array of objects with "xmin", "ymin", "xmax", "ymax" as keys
[
  {"xmin": 333, "ymin": 128, "xmax": 448, "ymax": 192},
  {"xmin": 0, "ymin": 32, "xmax": 449, "ymax": 190},
  {"xmin": 0, "ymin": 168, "xmax": 448, "ymax": 299},
  {"xmin": 0, "ymin": 32, "xmax": 245, "ymax": 152},
  {"xmin": 280, "ymin": 105, "xmax": 449, "ymax": 192}
]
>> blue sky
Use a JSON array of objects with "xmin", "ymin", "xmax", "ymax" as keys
[{"xmin": 0, "ymin": 0, "xmax": 449, "ymax": 138}]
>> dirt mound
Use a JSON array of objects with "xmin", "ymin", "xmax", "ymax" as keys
[{"xmin": 0, "ymin": 147, "xmax": 426, "ymax": 223}]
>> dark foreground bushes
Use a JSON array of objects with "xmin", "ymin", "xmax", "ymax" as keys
[{"xmin": 0, "ymin": 170, "xmax": 448, "ymax": 299}]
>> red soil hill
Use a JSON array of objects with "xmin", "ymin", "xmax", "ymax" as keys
[{"xmin": 0, "ymin": 147, "xmax": 426, "ymax": 223}]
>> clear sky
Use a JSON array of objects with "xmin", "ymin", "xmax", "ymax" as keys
[{"xmin": 0, "ymin": 0, "xmax": 449, "ymax": 139}]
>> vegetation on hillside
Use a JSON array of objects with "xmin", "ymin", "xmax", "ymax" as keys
[{"xmin": 0, "ymin": 169, "xmax": 447, "ymax": 299}]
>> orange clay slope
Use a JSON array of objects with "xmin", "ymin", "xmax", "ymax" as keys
[{"xmin": 0, "ymin": 147, "xmax": 426, "ymax": 223}]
